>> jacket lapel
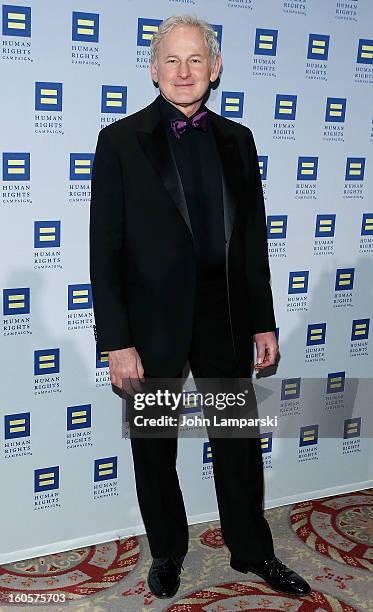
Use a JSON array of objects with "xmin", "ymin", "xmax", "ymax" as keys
[
  {"xmin": 136, "ymin": 106, "xmax": 193, "ymax": 237},
  {"xmin": 209, "ymin": 113, "xmax": 239, "ymax": 245},
  {"xmin": 136, "ymin": 99, "xmax": 241, "ymax": 245}
]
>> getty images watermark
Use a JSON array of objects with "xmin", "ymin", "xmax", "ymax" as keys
[
  {"xmin": 132, "ymin": 388, "xmax": 278, "ymax": 430},
  {"xmin": 122, "ymin": 377, "xmax": 279, "ymax": 438},
  {"xmin": 121, "ymin": 376, "xmax": 372, "ymax": 439}
]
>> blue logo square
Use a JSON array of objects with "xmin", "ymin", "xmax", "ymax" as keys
[
  {"xmin": 345, "ymin": 157, "xmax": 365, "ymax": 181},
  {"xmin": 3, "ymin": 287, "xmax": 30, "ymax": 315},
  {"xmin": 335, "ymin": 268, "xmax": 354, "ymax": 291},
  {"xmin": 343, "ymin": 418, "xmax": 361, "ymax": 439},
  {"xmin": 325, "ymin": 97, "xmax": 346, "ymax": 122},
  {"xmin": 357, "ymin": 39, "xmax": 373, "ymax": 64},
  {"xmin": 260, "ymin": 432, "xmax": 273, "ymax": 453},
  {"xmin": 307, "ymin": 323, "xmax": 326, "ymax": 346},
  {"xmin": 72, "ymin": 11, "xmax": 99, "ymax": 43},
  {"xmin": 275, "ymin": 94, "xmax": 297, "ymax": 120},
  {"xmin": 258, "ymin": 156, "xmax": 268, "ymax": 180},
  {"xmin": 69, "ymin": 154, "xmax": 94, "ymax": 180},
  {"xmin": 351, "ymin": 318, "xmax": 370, "ymax": 341},
  {"xmin": 2, "ymin": 4, "xmax": 31, "ymax": 37},
  {"xmin": 299, "ymin": 424, "xmax": 318, "ymax": 447},
  {"xmin": 34, "ymin": 348, "xmax": 60, "ymax": 375},
  {"xmin": 94, "ymin": 456, "xmax": 118, "ymax": 481},
  {"xmin": 297, "ymin": 157, "xmax": 318, "ymax": 180},
  {"xmin": 67, "ymin": 404, "xmax": 91, "ymax": 430},
  {"xmin": 288, "ymin": 271, "xmax": 309, "ymax": 294},
  {"xmin": 34, "ymin": 221, "xmax": 61, "ymax": 248},
  {"xmin": 4, "ymin": 412, "xmax": 31, "ymax": 439},
  {"xmin": 267, "ymin": 215, "xmax": 287, "ymax": 239},
  {"xmin": 96, "ymin": 349, "xmax": 109, "ymax": 368},
  {"xmin": 3, "ymin": 152, "xmax": 30, "ymax": 181},
  {"xmin": 101, "ymin": 85, "xmax": 127, "ymax": 114},
  {"xmin": 281, "ymin": 378, "xmax": 301, "ymax": 400},
  {"xmin": 203, "ymin": 441, "xmax": 212, "ymax": 463},
  {"xmin": 221, "ymin": 91, "xmax": 244, "ymax": 118},
  {"xmin": 307, "ymin": 34, "xmax": 330, "ymax": 60},
  {"xmin": 315, "ymin": 214, "xmax": 336, "ymax": 237},
  {"xmin": 326, "ymin": 371, "xmax": 345, "ymax": 394},
  {"xmin": 68, "ymin": 284, "xmax": 92, "ymax": 310},
  {"xmin": 137, "ymin": 18, "xmax": 161, "ymax": 46},
  {"xmin": 34, "ymin": 466, "xmax": 59, "ymax": 492},
  {"xmin": 35, "ymin": 82, "xmax": 63, "ymax": 112},
  {"xmin": 361, "ymin": 213, "xmax": 373, "ymax": 236},
  {"xmin": 255, "ymin": 29, "xmax": 278, "ymax": 56}
]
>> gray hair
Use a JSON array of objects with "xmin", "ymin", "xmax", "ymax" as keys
[{"xmin": 150, "ymin": 14, "xmax": 221, "ymax": 67}]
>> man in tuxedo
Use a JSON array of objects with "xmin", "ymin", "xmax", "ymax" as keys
[{"xmin": 90, "ymin": 14, "xmax": 310, "ymax": 600}]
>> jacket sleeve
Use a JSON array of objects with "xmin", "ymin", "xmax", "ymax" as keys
[
  {"xmin": 244, "ymin": 129, "xmax": 277, "ymax": 334},
  {"xmin": 89, "ymin": 127, "xmax": 133, "ymax": 352}
]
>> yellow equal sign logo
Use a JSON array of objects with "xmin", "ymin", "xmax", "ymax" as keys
[
  {"xmin": 310, "ymin": 327, "xmax": 323, "ymax": 340},
  {"xmin": 292, "ymin": 275, "xmax": 306, "ymax": 289},
  {"xmin": 142, "ymin": 23, "xmax": 159, "ymax": 41},
  {"xmin": 300, "ymin": 161, "xmax": 314, "ymax": 175},
  {"xmin": 7, "ymin": 10, "xmax": 26, "ymax": 31},
  {"xmin": 98, "ymin": 460, "xmax": 114, "ymax": 477},
  {"xmin": 353, "ymin": 322, "xmax": 367, "ymax": 336},
  {"xmin": 7, "ymin": 158, "xmax": 25, "ymax": 176},
  {"xmin": 71, "ymin": 408, "xmax": 88, "ymax": 426},
  {"xmin": 7, "ymin": 292, "xmax": 25, "ymax": 309},
  {"xmin": 284, "ymin": 382, "xmax": 298, "ymax": 396},
  {"xmin": 38, "ymin": 471, "xmax": 55, "ymax": 487},
  {"xmin": 303, "ymin": 428, "xmax": 316, "ymax": 442},
  {"xmin": 318, "ymin": 219, "xmax": 332, "ymax": 232},
  {"xmin": 359, "ymin": 42, "xmax": 373, "ymax": 61},
  {"xmin": 40, "ymin": 87, "xmax": 58, "ymax": 106},
  {"xmin": 77, "ymin": 17, "xmax": 95, "ymax": 36},
  {"xmin": 346, "ymin": 421, "xmax": 358, "ymax": 435},
  {"xmin": 279, "ymin": 100, "xmax": 293, "ymax": 115},
  {"xmin": 338, "ymin": 272, "xmax": 352, "ymax": 286},
  {"xmin": 311, "ymin": 39, "xmax": 326, "ymax": 55},
  {"xmin": 72, "ymin": 288, "xmax": 89, "ymax": 304},
  {"xmin": 259, "ymin": 33, "xmax": 274, "ymax": 51},
  {"xmin": 9, "ymin": 417, "xmax": 27, "ymax": 434},
  {"xmin": 363, "ymin": 215, "xmax": 373, "ymax": 233},
  {"xmin": 74, "ymin": 158, "xmax": 91, "ymax": 175},
  {"xmin": 98, "ymin": 350, "xmax": 109, "ymax": 364},
  {"xmin": 38, "ymin": 225, "xmax": 56, "ymax": 242},
  {"xmin": 329, "ymin": 374, "xmax": 343, "ymax": 390},
  {"xmin": 269, "ymin": 220, "xmax": 284, "ymax": 233},
  {"xmin": 348, "ymin": 161, "xmax": 362, "ymax": 176},
  {"xmin": 38, "ymin": 353, "xmax": 56, "ymax": 370},
  {"xmin": 105, "ymin": 91, "xmax": 123, "ymax": 108},
  {"xmin": 329, "ymin": 102, "xmax": 343, "ymax": 117},
  {"xmin": 225, "ymin": 97, "xmax": 240, "ymax": 112}
]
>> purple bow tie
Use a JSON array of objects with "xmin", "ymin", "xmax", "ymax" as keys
[{"xmin": 170, "ymin": 110, "xmax": 208, "ymax": 139}]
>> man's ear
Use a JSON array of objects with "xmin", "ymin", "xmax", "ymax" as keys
[
  {"xmin": 210, "ymin": 55, "xmax": 222, "ymax": 84},
  {"xmin": 150, "ymin": 62, "xmax": 158, "ymax": 83}
]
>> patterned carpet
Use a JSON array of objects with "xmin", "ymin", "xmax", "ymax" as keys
[{"xmin": 0, "ymin": 489, "xmax": 372, "ymax": 611}]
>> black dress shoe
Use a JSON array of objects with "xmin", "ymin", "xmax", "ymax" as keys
[
  {"xmin": 230, "ymin": 555, "xmax": 311, "ymax": 596},
  {"xmin": 147, "ymin": 555, "xmax": 185, "ymax": 599}
]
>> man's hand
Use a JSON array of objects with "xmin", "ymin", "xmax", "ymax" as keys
[
  {"xmin": 109, "ymin": 347, "xmax": 145, "ymax": 395},
  {"xmin": 254, "ymin": 331, "xmax": 278, "ymax": 371}
]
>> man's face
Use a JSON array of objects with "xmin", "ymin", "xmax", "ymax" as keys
[{"xmin": 150, "ymin": 25, "xmax": 221, "ymax": 113}]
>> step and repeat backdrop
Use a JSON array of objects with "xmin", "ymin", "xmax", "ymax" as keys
[{"xmin": 1, "ymin": 0, "xmax": 372, "ymax": 564}]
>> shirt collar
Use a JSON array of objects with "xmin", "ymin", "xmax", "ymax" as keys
[{"xmin": 157, "ymin": 94, "xmax": 207, "ymax": 124}]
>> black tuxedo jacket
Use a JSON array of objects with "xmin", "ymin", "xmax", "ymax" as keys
[{"xmin": 89, "ymin": 95, "xmax": 276, "ymax": 376}]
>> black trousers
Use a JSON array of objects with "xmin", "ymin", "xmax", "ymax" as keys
[{"xmin": 129, "ymin": 274, "xmax": 274, "ymax": 562}]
